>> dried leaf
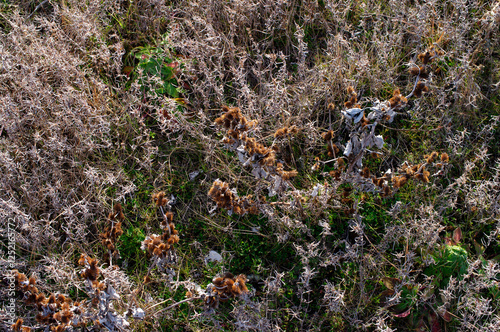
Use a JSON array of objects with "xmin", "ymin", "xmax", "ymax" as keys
[
  {"xmin": 237, "ymin": 146, "xmax": 246, "ymax": 163},
  {"xmin": 429, "ymin": 311, "xmax": 441, "ymax": 332},
  {"xmin": 131, "ymin": 308, "xmax": 145, "ymax": 320},
  {"xmin": 374, "ymin": 135, "xmax": 384, "ymax": 149},
  {"xmin": 437, "ymin": 307, "xmax": 452, "ymax": 322},
  {"xmin": 379, "ymin": 289, "xmax": 395, "ymax": 302},
  {"xmin": 382, "ymin": 277, "xmax": 401, "ymax": 290},
  {"xmin": 311, "ymin": 184, "xmax": 321, "ymax": 198},
  {"xmin": 344, "ymin": 140, "xmax": 353, "ymax": 156},
  {"xmin": 106, "ymin": 285, "xmax": 120, "ymax": 301},
  {"xmin": 189, "ymin": 170, "xmax": 200, "ymax": 181},
  {"xmin": 342, "ymin": 108, "xmax": 364, "ymax": 123},
  {"xmin": 393, "ymin": 308, "xmax": 411, "ymax": 318},
  {"xmin": 473, "ymin": 239, "xmax": 485, "ymax": 256},
  {"xmin": 453, "ymin": 227, "xmax": 462, "ymax": 244}
]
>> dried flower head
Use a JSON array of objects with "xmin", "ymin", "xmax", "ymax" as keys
[
  {"xmin": 100, "ymin": 204, "xmax": 125, "ymax": 263},
  {"xmin": 152, "ymin": 192, "xmax": 168, "ymax": 207},
  {"xmin": 414, "ymin": 81, "xmax": 429, "ymax": 97},
  {"xmin": 208, "ymin": 179, "xmax": 259, "ymax": 215},
  {"xmin": 79, "ymin": 254, "xmax": 100, "ymax": 281},
  {"xmin": 388, "ymin": 88, "xmax": 408, "ymax": 109},
  {"xmin": 441, "ymin": 152, "xmax": 449, "ymax": 163},
  {"xmin": 322, "ymin": 130, "xmax": 335, "ymax": 141},
  {"xmin": 425, "ymin": 151, "xmax": 439, "ymax": 163},
  {"xmin": 344, "ymin": 86, "xmax": 358, "ymax": 108},
  {"xmin": 204, "ymin": 273, "xmax": 249, "ymax": 308},
  {"xmin": 274, "ymin": 125, "xmax": 298, "ymax": 138},
  {"xmin": 393, "ymin": 175, "xmax": 409, "ymax": 188},
  {"xmin": 360, "ymin": 167, "xmax": 371, "ymax": 178},
  {"xmin": 327, "ymin": 143, "xmax": 340, "ymax": 158}
]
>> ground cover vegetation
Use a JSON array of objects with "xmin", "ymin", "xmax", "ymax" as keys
[{"xmin": 0, "ymin": 0, "xmax": 499, "ymax": 330}]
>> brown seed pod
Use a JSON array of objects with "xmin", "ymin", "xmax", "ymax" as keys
[
  {"xmin": 393, "ymin": 175, "xmax": 409, "ymax": 188},
  {"xmin": 12, "ymin": 318, "xmax": 23, "ymax": 332},
  {"xmin": 409, "ymin": 66, "xmax": 420, "ymax": 76},
  {"xmin": 213, "ymin": 277, "xmax": 224, "ymax": 287},
  {"xmin": 360, "ymin": 167, "xmax": 370, "ymax": 178},
  {"xmin": 48, "ymin": 294, "xmax": 57, "ymax": 304},
  {"xmin": 280, "ymin": 169, "xmax": 298, "ymax": 180},
  {"xmin": 422, "ymin": 169, "xmax": 430, "ymax": 183},
  {"xmin": 418, "ymin": 66, "xmax": 429, "ymax": 79},
  {"xmin": 425, "ymin": 151, "xmax": 439, "ymax": 163},
  {"xmin": 414, "ymin": 81, "xmax": 429, "ymax": 97},
  {"xmin": 327, "ymin": 144, "xmax": 340, "ymax": 157},
  {"xmin": 113, "ymin": 203, "xmax": 125, "ymax": 221},
  {"xmin": 52, "ymin": 324, "xmax": 65, "ymax": 332},
  {"xmin": 347, "ymin": 86, "xmax": 356, "ymax": 95},
  {"xmin": 418, "ymin": 51, "xmax": 432, "ymax": 64},
  {"xmin": 60, "ymin": 310, "xmax": 73, "ymax": 324},
  {"xmin": 36, "ymin": 293, "xmax": 46, "ymax": 304},
  {"xmin": 372, "ymin": 177, "xmax": 384, "ymax": 187},
  {"xmin": 329, "ymin": 170, "xmax": 340, "ymax": 180},
  {"xmin": 322, "ymin": 130, "xmax": 335, "ymax": 141},
  {"xmin": 382, "ymin": 185, "xmax": 392, "ymax": 197},
  {"xmin": 28, "ymin": 275, "xmax": 36, "ymax": 286},
  {"xmin": 274, "ymin": 127, "xmax": 287, "ymax": 138},
  {"xmin": 337, "ymin": 158, "xmax": 346, "ymax": 170},
  {"xmin": 344, "ymin": 86, "xmax": 358, "ymax": 108}
]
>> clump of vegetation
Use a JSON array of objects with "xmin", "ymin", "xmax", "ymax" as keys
[
  {"xmin": 100, "ymin": 204, "xmax": 125, "ymax": 265},
  {"xmin": 1, "ymin": 0, "xmax": 499, "ymax": 331}
]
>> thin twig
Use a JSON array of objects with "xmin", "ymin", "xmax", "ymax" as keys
[
  {"xmin": 364, "ymin": 234, "xmax": 399, "ymax": 271},
  {"xmin": 379, "ymin": 123, "xmax": 443, "ymax": 132},
  {"xmin": 27, "ymin": 0, "xmax": 49, "ymax": 19},
  {"xmin": 148, "ymin": 296, "xmax": 201, "ymax": 318}
]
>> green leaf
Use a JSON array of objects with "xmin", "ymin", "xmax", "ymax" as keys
[{"xmin": 164, "ymin": 83, "xmax": 179, "ymax": 98}]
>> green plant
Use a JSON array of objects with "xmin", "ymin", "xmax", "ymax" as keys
[
  {"xmin": 118, "ymin": 226, "xmax": 146, "ymax": 271},
  {"xmin": 424, "ymin": 228, "xmax": 468, "ymax": 288},
  {"xmin": 133, "ymin": 40, "xmax": 182, "ymax": 99}
]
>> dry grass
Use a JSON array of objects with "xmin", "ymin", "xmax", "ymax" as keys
[{"xmin": 1, "ymin": 0, "xmax": 499, "ymax": 331}]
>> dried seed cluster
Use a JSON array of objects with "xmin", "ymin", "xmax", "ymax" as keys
[
  {"xmin": 13, "ymin": 270, "xmax": 85, "ymax": 331},
  {"xmin": 335, "ymin": 151, "xmax": 451, "ymax": 202},
  {"xmin": 208, "ymin": 179, "xmax": 259, "ymax": 215},
  {"xmin": 325, "ymin": 149, "xmax": 441, "ymax": 199},
  {"xmin": 215, "ymin": 106, "xmax": 274, "ymax": 166},
  {"xmin": 215, "ymin": 106, "xmax": 298, "ymax": 185},
  {"xmin": 276, "ymin": 163, "xmax": 298, "ymax": 181},
  {"xmin": 376, "ymin": 152, "xmax": 450, "ymax": 194},
  {"xmin": 344, "ymin": 86, "xmax": 360, "ymax": 108},
  {"xmin": 371, "ymin": 174, "xmax": 395, "ymax": 198},
  {"xmin": 77, "ymin": 254, "xmax": 131, "ymax": 330},
  {"xmin": 274, "ymin": 125, "xmax": 299, "ymax": 139},
  {"xmin": 141, "ymin": 192, "xmax": 180, "ymax": 272},
  {"xmin": 79, "ymin": 254, "xmax": 102, "ymax": 287},
  {"xmin": 11, "ymin": 318, "xmax": 30, "ymax": 332},
  {"xmin": 243, "ymin": 136, "xmax": 277, "ymax": 167},
  {"xmin": 409, "ymin": 46, "xmax": 443, "ymax": 98},
  {"xmin": 12, "ymin": 254, "xmax": 131, "ymax": 331},
  {"xmin": 100, "ymin": 204, "xmax": 124, "ymax": 263},
  {"xmin": 388, "ymin": 88, "xmax": 408, "ymax": 110},
  {"xmin": 204, "ymin": 273, "xmax": 249, "ymax": 308},
  {"xmin": 328, "ymin": 158, "xmax": 346, "ymax": 180},
  {"xmin": 322, "ymin": 130, "xmax": 340, "ymax": 158},
  {"xmin": 215, "ymin": 105, "xmax": 257, "ymax": 139},
  {"xmin": 320, "ymin": 47, "xmax": 443, "ymax": 178}
]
